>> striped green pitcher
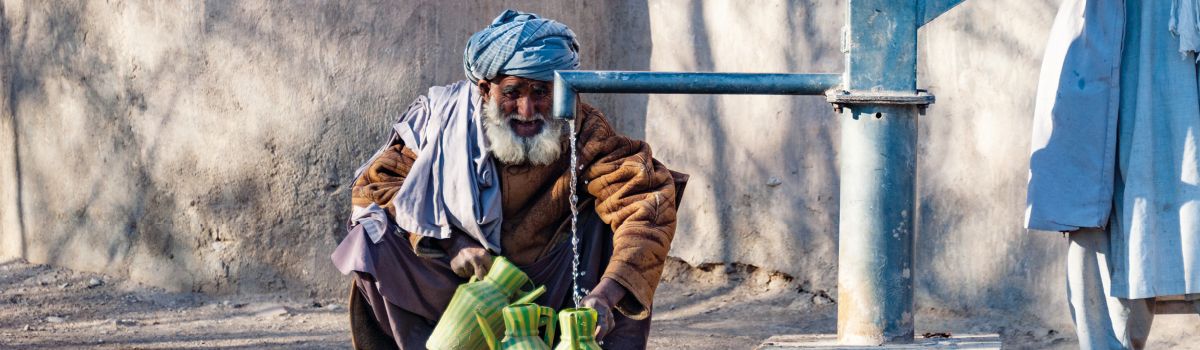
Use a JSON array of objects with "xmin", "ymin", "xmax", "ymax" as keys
[
  {"xmin": 476, "ymin": 303, "xmax": 557, "ymax": 350},
  {"xmin": 427, "ymin": 257, "xmax": 546, "ymax": 350},
  {"xmin": 554, "ymin": 308, "xmax": 602, "ymax": 350}
]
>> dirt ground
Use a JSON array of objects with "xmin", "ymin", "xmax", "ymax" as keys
[{"xmin": 3, "ymin": 258, "xmax": 1199, "ymax": 349}]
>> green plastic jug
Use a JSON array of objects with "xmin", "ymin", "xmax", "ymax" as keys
[
  {"xmin": 553, "ymin": 308, "xmax": 602, "ymax": 350},
  {"xmin": 476, "ymin": 303, "xmax": 557, "ymax": 350},
  {"xmin": 427, "ymin": 257, "xmax": 546, "ymax": 350}
]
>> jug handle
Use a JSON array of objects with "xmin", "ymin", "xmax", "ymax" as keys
[
  {"xmin": 540, "ymin": 306, "xmax": 556, "ymax": 348},
  {"xmin": 511, "ymin": 285, "xmax": 546, "ymax": 305},
  {"xmin": 509, "ymin": 273, "xmax": 539, "ymax": 298},
  {"xmin": 474, "ymin": 311, "xmax": 498, "ymax": 350}
]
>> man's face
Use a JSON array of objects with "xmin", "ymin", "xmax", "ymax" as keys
[
  {"xmin": 479, "ymin": 75, "xmax": 565, "ymax": 166},
  {"xmin": 481, "ymin": 76, "xmax": 554, "ymax": 137}
]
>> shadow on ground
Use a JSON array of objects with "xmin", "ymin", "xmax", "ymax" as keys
[
  {"xmin": 0, "ymin": 259, "xmax": 349, "ymax": 349},
  {"xmin": 6, "ymin": 258, "xmax": 1200, "ymax": 349}
]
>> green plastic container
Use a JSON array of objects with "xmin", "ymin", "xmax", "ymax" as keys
[
  {"xmin": 477, "ymin": 303, "xmax": 557, "ymax": 350},
  {"xmin": 427, "ymin": 257, "xmax": 545, "ymax": 350},
  {"xmin": 554, "ymin": 308, "xmax": 602, "ymax": 350}
]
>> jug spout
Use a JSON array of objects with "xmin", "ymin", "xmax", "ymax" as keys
[
  {"xmin": 511, "ymin": 285, "xmax": 547, "ymax": 305},
  {"xmin": 475, "ymin": 311, "xmax": 500, "ymax": 350}
]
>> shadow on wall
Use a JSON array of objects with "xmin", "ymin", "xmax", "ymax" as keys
[
  {"xmin": 658, "ymin": 0, "xmax": 843, "ymax": 302},
  {"xmin": 2, "ymin": 1, "xmax": 239, "ymax": 292},
  {"xmin": 578, "ymin": 1, "xmax": 652, "ymax": 140},
  {"xmin": 0, "ymin": 0, "xmax": 655, "ymax": 299},
  {"xmin": 0, "ymin": 0, "xmax": 398, "ymax": 295},
  {"xmin": 0, "ymin": 2, "xmax": 28, "ymax": 259},
  {"xmin": 915, "ymin": 0, "xmax": 1071, "ymax": 331}
]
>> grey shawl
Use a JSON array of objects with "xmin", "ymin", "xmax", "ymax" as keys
[{"xmin": 353, "ymin": 81, "xmax": 504, "ymax": 253}]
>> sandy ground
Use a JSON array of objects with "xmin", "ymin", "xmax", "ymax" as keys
[{"xmin": 3, "ymin": 258, "xmax": 1200, "ymax": 349}]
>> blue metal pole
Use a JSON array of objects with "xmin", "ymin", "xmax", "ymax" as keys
[
  {"xmin": 550, "ymin": 0, "xmax": 960, "ymax": 345},
  {"xmin": 917, "ymin": 0, "xmax": 967, "ymax": 26},
  {"xmin": 836, "ymin": 0, "xmax": 920, "ymax": 345},
  {"xmin": 552, "ymin": 71, "xmax": 842, "ymax": 119}
]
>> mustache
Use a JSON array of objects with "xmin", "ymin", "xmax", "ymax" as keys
[
  {"xmin": 504, "ymin": 113, "xmax": 547, "ymax": 122},
  {"xmin": 482, "ymin": 100, "xmax": 565, "ymax": 166},
  {"xmin": 486, "ymin": 109, "xmax": 561, "ymax": 133},
  {"xmin": 496, "ymin": 111, "xmax": 555, "ymax": 126}
]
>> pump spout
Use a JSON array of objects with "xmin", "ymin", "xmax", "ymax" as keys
[{"xmin": 552, "ymin": 72, "xmax": 577, "ymax": 120}]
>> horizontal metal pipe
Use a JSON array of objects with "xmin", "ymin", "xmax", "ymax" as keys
[
  {"xmin": 558, "ymin": 71, "xmax": 841, "ymax": 94},
  {"xmin": 553, "ymin": 71, "xmax": 842, "ymax": 119}
]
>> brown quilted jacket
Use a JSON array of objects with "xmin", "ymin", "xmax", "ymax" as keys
[{"xmin": 350, "ymin": 103, "xmax": 682, "ymax": 319}]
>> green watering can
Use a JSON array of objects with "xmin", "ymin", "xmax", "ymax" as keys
[
  {"xmin": 554, "ymin": 308, "xmax": 602, "ymax": 350},
  {"xmin": 476, "ymin": 303, "xmax": 557, "ymax": 350},
  {"xmin": 427, "ymin": 257, "xmax": 546, "ymax": 350}
]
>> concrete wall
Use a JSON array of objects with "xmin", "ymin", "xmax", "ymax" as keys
[
  {"xmin": 916, "ymin": 0, "xmax": 1070, "ymax": 331},
  {"xmin": 644, "ymin": 0, "xmax": 1072, "ymax": 331},
  {"xmin": 0, "ymin": 0, "xmax": 653, "ymax": 297},
  {"xmin": 0, "ymin": 0, "xmax": 1133, "ymax": 333}
]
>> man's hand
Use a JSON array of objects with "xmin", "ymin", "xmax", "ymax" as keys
[
  {"xmin": 441, "ymin": 235, "xmax": 493, "ymax": 280},
  {"xmin": 579, "ymin": 278, "xmax": 628, "ymax": 341}
]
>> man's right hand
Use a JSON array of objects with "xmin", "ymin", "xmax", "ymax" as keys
[{"xmin": 442, "ymin": 234, "xmax": 493, "ymax": 280}]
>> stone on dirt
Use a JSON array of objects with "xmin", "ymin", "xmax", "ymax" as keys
[
  {"xmin": 788, "ymin": 296, "xmax": 814, "ymax": 310},
  {"xmin": 254, "ymin": 304, "xmax": 291, "ymax": 318}
]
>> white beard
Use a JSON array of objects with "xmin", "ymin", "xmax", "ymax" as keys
[{"xmin": 481, "ymin": 99, "xmax": 565, "ymax": 166}]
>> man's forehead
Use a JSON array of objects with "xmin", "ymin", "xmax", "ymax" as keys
[{"xmin": 494, "ymin": 75, "xmax": 552, "ymax": 88}]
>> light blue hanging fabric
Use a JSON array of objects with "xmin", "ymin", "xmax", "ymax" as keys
[
  {"xmin": 1026, "ymin": 0, "xmax": 1126, "ymax": 232},
  {"xmin": 1108, "ymin": 0, "xmax": 1200, "ymax": 299},
  {"xmin": 1172, "ymin": 0, "xmax": 1200, "ymax": 60},
  {"xmin": 463, "ymin": 9, "xmax": 580, "ymax": 82}
]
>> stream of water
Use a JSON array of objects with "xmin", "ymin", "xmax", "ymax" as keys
[{"xmin": 568, "ymin": 120, "xmax": 586, "ymax": 307}]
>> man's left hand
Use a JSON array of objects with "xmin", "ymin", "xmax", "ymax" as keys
[
  {"xmin": 579, "ymin": 278, "xmax": 628, "ymax": 340},
  {"xmin": 440, "ymin": 234, "xmax": 493, "ymax": 280}
]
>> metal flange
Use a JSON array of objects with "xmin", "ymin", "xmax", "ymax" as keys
[{"xmin": 826, "ymin": 89, "xmax": 936, "ymax": 113}]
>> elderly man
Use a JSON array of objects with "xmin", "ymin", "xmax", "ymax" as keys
[{"xmin": 331, "ymin": 10, "xmax": 685, "ymax": 350}]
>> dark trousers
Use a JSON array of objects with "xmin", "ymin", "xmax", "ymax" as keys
[{"xmin": 345, "ymin": 201, "xmax": 651, "ymax": 349}]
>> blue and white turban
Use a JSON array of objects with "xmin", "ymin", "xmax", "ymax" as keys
[{"xmin": 463, "ymin": 10, "xmax": 580, "ymax": 82}]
